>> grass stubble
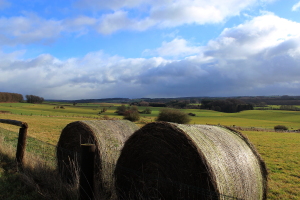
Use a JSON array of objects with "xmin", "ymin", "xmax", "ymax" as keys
[
  {"xmin": 0, "ymin": 132, "xmax": 79, "ymax": 200},
  {"xmin": 0, "ymin": 103, "xmax": 299, "ymax": 199}
]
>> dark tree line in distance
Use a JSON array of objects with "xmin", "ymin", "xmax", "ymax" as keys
[
  {"xmin": 26, "ymin": 95, "xmax": 44, "ymax": 104},
  {"xmin": 200, "ymin": 99, "xmax": 253, "ymax": 113},
  {"xmin": 0, "ymin": 92, "xmax": 23, "ymax": 102}
]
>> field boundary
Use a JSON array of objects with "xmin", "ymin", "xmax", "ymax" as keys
[
  {"xmin": 0, "ymin": 125, "xmax": 245, "ymax": 200},
  {"xmin": 228, "ymin": 125, "xmax": 300, "ymax": 133}
]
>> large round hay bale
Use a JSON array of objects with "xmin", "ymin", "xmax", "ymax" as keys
[
  {"xmin": 114, "ymin": 122, "xmax": 268, "ymax": 200},
  {"xmin": 56, "ymin": 120, "xmax": 139, "ymax": 199}
]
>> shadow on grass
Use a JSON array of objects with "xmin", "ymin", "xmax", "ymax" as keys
[
  {"xmin": 0, "ymin": 140, "xmax": 79, "ymax": 200},
  {"xmin": 0, "ymin": 152, "xmax": 41, "ymax": 200}
]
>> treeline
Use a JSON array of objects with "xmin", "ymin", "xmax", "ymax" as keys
[
  {"xmin": 0, "ymin": 92, "xmax": 23, "ymax": 102},
  {"xmin": 131, "ymin": 100, "xmax": 192, "ymax": 109},
  {"xmin": 73, "ymin": 98, "xmax": 130, "ymax": 103},
  {"xmin": 259, "ymin": 105, "xmax": 300, "ymax": 111},
  {"xmin": 240, "ymin": 95, "xmax": 300, "ymax": 105},
  {"xmin": 200, "ymin": 99, "xmax": 253, "ymax": 113},
  {"xmin": 26, "ymin": 95, "xmax": 44, "ymax": 103},
  {"xmin": 279, "ymin": 105, "xmax": 300, "ymax": 111}
]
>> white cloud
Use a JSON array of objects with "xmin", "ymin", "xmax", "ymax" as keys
[
  {"xmin": 1, "ymin": 14, "xmax": 300, "ymax": 99},
  {"xmin": 75, "ymin": 0, "xmax": 144, "ymax": 10},
  {"xmin": 0, "ymin": 14, "xmax": 97, "ymax": 45},
  {"xmin": 76, "ymin": 0, "xmax": 265, "ymax": 34},
  {"xmin": 95, "ymin": 11, "xmax": 157, "ymax": 34},
  {"xmin": 96, "ymin": 11, "xmax": 135, "ymax": 34},
  {"xmin": 205, "ymin": 14, "xmax": 300, "ymax": 59},
  {"xmin": 0, "ymin": 14, "xmax": 63, "ymax": 45},
  {"xmin": 0, "ymin": 0, "xmax": 276, "ymax": 42},
  {"xmin": 64, "ymin": 16, "xmax": 97, "ymax": 27},
  {"xmin": 143, "ymin": 38, "xmax": 202, "ymax": 57},
  {"xmin": 292, "ymin": 1, "xmax": 300, "ymax": 11}
]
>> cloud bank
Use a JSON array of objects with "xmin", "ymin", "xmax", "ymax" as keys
[
  {"xmin": 0, "ymin": 0, "xmax": 267, "ymax": 44},
  {"xmin": 1, "ymin": 14, "xmax": 300, "ymax": 99}
]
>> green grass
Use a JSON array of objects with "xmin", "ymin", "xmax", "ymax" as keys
[
  {"xmin": 2, "ymin": 102, "xmax": 298, "ymax": 130},
  {"xmin": 188, "ymin": 109, "xmax": 300, "ymax": 129},
  {"xmin": 0, "ymin": 127, "xmax": 56, "ymax": 166},
  {"xmin": 243, "ymin": 131, "xmax": 300, "ymax": 200},
  {"xmin": 0, "ymin": 102, "xmax": 299, "ymax": 199}
]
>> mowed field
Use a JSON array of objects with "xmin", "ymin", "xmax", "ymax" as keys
[{"xmin": 0, "ymin": 102, "xmax": 299, "ymax": 199}]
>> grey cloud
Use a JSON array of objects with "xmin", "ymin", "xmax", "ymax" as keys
[
  {"xmin": 264, "ymin": 38, "xmax": 300, "ymax": 58},
  {"xmin": 1, "ymin": 15, "xmax": 300, "ymax": 99},
  {"xmin": 2, "ymin": 47, "xmax": 300, "ymax": 99}
]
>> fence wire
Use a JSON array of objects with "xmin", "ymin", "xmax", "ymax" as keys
[{"xmin": 0, "ymin": 126, "xmax": 243, "ymax": 200}]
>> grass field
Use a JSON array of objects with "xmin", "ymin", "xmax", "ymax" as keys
[
  {"xmin": 243, "ymin": 131, "xmax": 300, "ymax": 200},
  {"xmin": 0, "ymin": 102, "xmax": 299, "ymax": 199}
]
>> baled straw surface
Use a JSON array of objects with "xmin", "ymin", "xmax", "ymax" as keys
[
  {"xmin": 114, "ymin": 122, "xmax": 268, "ymax": 200},
  {"xmin": 56, "ymin": 120, "xmax": 139, "ymax": 199}
]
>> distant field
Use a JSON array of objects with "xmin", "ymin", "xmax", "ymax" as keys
[
  {"xmin": 1, "ymin": 102, "xmax": 300, "ymax": 128},
  {"xmin": 0, "ymin": 102, "xmax": 299, "ymax": 199},
  {"xmin": 1, "ymin": 102, "xmax": 300, "ymax": 143}
]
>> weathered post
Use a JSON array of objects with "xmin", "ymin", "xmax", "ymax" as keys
[
  {"xmin": 0, "ymin": 119, "xmax": 28, "ymax": 170},
  {"xmin": 80, "ymin": 144, "xmax": 96, "ymax": 200},
  {"xmin": 16, "ymin": 122, "xmax": 28, "ymax": 169}
]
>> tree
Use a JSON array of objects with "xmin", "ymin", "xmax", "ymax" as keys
[
  {"xmin": 123, "ymin": 110, "xmax": 140, "ymax": 122},
  {"xmin": 166, "ymin": 100, "xmax": 189, "ymax": 108},
  {"xmin": 274, "ymin": 125, "xmax": 288, "ymax": 131},
  {"xmin": 0, "ymin": 92, "xmax": 23, "ymax": 102},
  {"xmin": 142, "ymin": 108, "xmax": 152, "ymax": 114},
  {"xmin": 129, "ymin": 105, "xmax": 139, "ymax": 112},
  {"xmin": 26, "ymin": 95, "xmax": 44, "ymax": 104},
  {"xmin": 200, "ymin": 99, "xmax": 253, "ymax": 113},
  {"xmin": 139, "ymin": 101, "xmax": 149, "ymax": 107},
  {"xmin": 116, "ymin": 104, "xmax": 127, "ymax": 115},
  {"xmin": 156, "ymin": 108, "xmax": 191, "ymax": 124}
]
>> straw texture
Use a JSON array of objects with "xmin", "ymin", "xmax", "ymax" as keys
[
  {"xmin": 114, "ymin": 122, "xmax": 268, "ymax": 200},
  {"xmin": 56, "ymin": 120, "xmax": 139, "ymax": 199}
]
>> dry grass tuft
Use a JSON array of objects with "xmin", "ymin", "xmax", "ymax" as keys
[{"xmin": 0, "ymin": 134, "xmax": 78, "ymax": 200}]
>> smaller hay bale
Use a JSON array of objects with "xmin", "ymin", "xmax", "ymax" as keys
[
  {"xmin": 114, "ymin": 122, "xmax": 268, "ymax": 200},
  {"xmin": 56, "ymin": 120, "xmax": 139, "ymax": 199}
]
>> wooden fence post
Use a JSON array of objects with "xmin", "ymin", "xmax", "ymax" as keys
[
  {"xmin": 80, "ymin": 144, "xmax": 96, "ymax": 200},
  {"xmin": 16, "ymin": 122, "xmax": 28, "ymax": 169},
  {"xmin": 0, "ymin": 119, "xmax": 28, "ymax": 170}
]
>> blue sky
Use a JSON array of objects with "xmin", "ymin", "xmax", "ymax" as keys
[{"xmin": 1, "ymin": 0, "xmax": 300, "ymax": 100}]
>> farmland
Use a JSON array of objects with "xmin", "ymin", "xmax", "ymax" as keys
[{"xmin": 0, "ymin": 102, "xmax": 299, "ymax": 199}]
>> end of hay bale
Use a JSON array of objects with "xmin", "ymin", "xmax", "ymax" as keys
[
  {"xmin": 114, "ymin": 122, "xmax": 218, "ymax": 199},
  {"xmin": 56, "ymin": 120, "xmax": 139, "ymax": 198},
  {"xmin": 114, "ymin": 122, "xmax": 268, "ymax": 200}
]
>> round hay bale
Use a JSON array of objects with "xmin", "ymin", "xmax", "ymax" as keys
[
  {"xmin": 56, "ymin": 120, "xmax": 139, "ymax": 199},
  {"xmin": 114, "ymin": 122, "xmax": 268, "ymax": 200}
]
